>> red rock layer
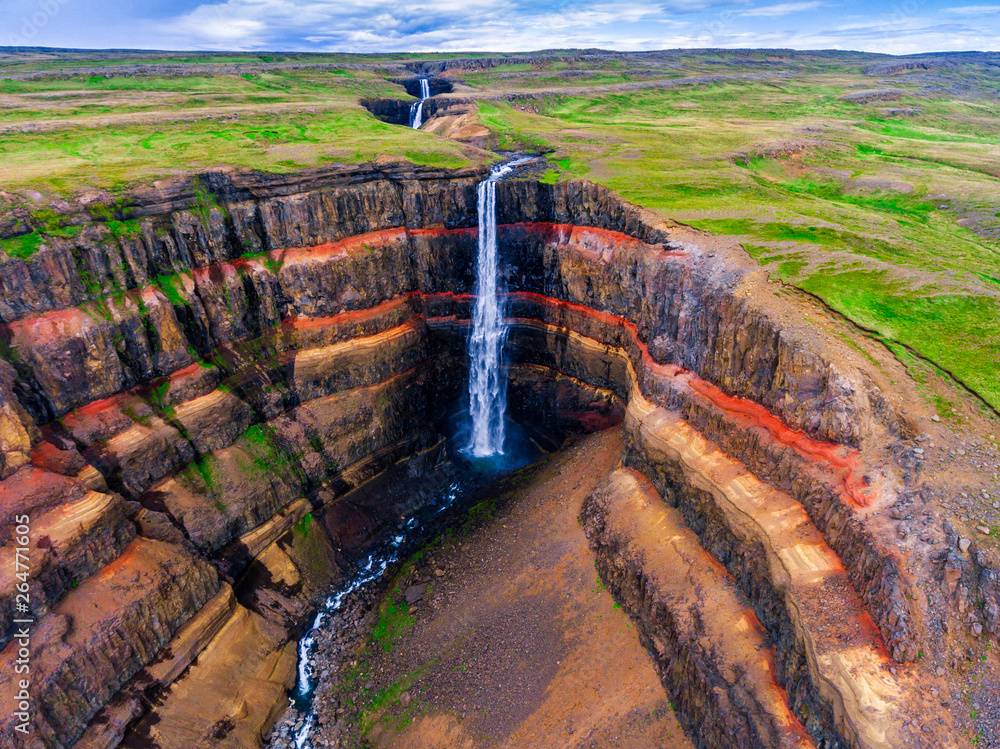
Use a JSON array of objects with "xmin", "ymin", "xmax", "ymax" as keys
[{"xmin": 0, "ymin": 176, "xmax": 960, "ymax": 748}]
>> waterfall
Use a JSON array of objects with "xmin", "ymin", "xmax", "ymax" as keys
[
  {"xmin": 409, "ymin": 100, "xmax": 423, "ymax": 129},
  {"xmin": 409, "ymin": 78, "xmax": 431, "ymax": 129},
  {"xmin": 466, "ymin": 158, "xmax": 532, "ymax": 457}
]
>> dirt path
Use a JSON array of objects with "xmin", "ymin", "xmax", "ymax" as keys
[{"xmin": 343, "ymin": 428, "xmax": 694, "ymax": 749}]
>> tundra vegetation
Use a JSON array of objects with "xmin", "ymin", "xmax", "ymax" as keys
[{"xmin": 1, "ymin": 47, "xmax": 998, "ymax": 419}]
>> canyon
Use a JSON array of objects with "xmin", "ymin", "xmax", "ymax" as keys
[{"xmin": 0, "ymin": 159, "xmax": 998, "ymax": 749}]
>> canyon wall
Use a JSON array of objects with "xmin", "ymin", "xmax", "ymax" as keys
[
  {"xmin": 0, "ymin": 166, "xmax": 987, "ymax": 749},
  {"xmin": 388, "ymin": 76, "xmax": 454, "ymax": 98},
  {"xmin": 360, "ymin": 97, "xmax": 472, "ymax": 127}
]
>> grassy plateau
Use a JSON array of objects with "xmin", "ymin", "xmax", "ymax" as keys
[{"xmin": 1, "ymin": 47, "xmax": 998, "ymax": 419}]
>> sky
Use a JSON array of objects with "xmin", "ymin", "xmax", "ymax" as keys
[{"xmin": 3, "ymin": 0, "xmax": 1000, "ymax": 55}]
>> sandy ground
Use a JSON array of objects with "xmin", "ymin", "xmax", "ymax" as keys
[{"xmin": 353, "ymin": 428, "xmax": 694, "ymax": 749}]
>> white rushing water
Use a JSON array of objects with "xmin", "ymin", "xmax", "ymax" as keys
[
  {"xmin": 409, "ymin": 78, "xmax": 431, "ymax": 129},
  {"xmin": 291, "ymin": 481, "xmax": 462, "ymax": 749},
  {"xmin": 466, "ymin": 158, "xmax": 533, "ymax": 457},
  {"xmin": 288, "ymin": 155, "xmax": 534, "ymax": 749}
]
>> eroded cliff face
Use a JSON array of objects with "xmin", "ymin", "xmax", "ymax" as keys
[
  {"xmin": 361, "ymin": 97, "xmax": 469, "ymax": 127},
  {"xmin": 0, "ymin": 166, "xmax": 989, "ymax": 749}
]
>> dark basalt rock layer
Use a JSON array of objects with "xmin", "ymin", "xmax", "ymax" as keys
[
  {"xmin": 389, "ymin": 76, "xmax": 454, "ymax": 98},
  {"xmin": 359, "ymin": 96, "xmax": 464, "ymax": 126},
  {"xmin": 0, "ymin": 166, "xmax": 986, "ymax": 749}
]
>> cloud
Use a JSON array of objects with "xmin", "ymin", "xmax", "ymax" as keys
[
  {"xmin": 9, "ymin": 0, "xmax": 999, "ymax": 54},
  {"xmin": 687, "ymin": 14, "xmax": 998, "ymax": 53},
  {"xmin": 942, "ymin": 4, "xmax": 1000, "ymax": 13},
  {"xmin": 161, "ymin": 6, "xmax": 267, "ymax": 46},
  {"xmin": 531, "ymin": 3, "xmax": 666, "ymax": 29},
  {"xmin": 657, "ymin": 0, "xmax": 749, "ymax": 11},
  {"xmin": 148, "ymin": 0, "xmax": 685, "ymax": 51},
  {"xmin": 740, "ymin": 1, "xmax": 824, "ymax": 17}
]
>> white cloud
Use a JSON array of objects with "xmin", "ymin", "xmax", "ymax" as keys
[
  {"xmin": 942, "ymin": 4, "xmax": 1000, "ymax": 13},
  {"xmin": 532, "ymin": 3, "xmax": 665, "ymax": 29},
  {"xmin": 147, "ymin": 0, "xmax": 683, "ymax": 51},
  {"xmin": 164, "ymin": 8, "xmax": 266, "ymax": 45},
  {"xmin": 685, "ymin": 14, "xmax": 999, "ymax": 53},
  {"xmin": 740, "ymin": 1, "xmax": 824, "ymax": 17},
  {"xmin": 657, "ymin": 0, "xmax": 749, "ymax": 11},
  {"xmin": 15, "ymin": 0, "xmax": 986, "ymax": 54}
]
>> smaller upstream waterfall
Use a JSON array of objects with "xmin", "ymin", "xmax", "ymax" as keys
[
  {"xmin": 409, "ymin": 78, "xmax": 431, "ymax": 129},
  {"xmin": 466, "ymin": 157, "xmax": 533, "ymax": 457}
]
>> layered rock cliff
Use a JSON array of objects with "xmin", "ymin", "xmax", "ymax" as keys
[{"xmin": 0, "ymin": 165, "xmax": 991, "ymax": 749}]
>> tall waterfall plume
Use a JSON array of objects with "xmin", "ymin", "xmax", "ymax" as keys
[
  {"xmin": 409, "ymin": 78, "xmax": 431, "ymax": 129},
  {"xmin": 466, "ymin": 158, "xmax": 533, "ymax": 457}
]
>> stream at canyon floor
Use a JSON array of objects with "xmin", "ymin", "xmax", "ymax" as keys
[
  {"xmin": 271, "ymin": 429, "xmax": 693, "ymax": 749},
  {"xmin": 280, "ymin": 416, "xmax": 546, "ymax": 749},
  {"xmin": 283, "ymin": 154, "xmax": 545, "ymax": 748}
]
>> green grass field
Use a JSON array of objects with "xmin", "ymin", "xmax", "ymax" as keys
[
  {"xmin": 1, "ymin": 49, "xmax": 998, "ymax": 415},
  {"xmin": 464, "ymin": 67, "xmax": 1000, "ymax": 415},
  {"xmin": 0, "ymin": 67, "xmax": 478, "ymax": 193}
]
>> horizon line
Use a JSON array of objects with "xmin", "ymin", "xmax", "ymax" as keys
[{"xmin": 3, "ymin": 45, "xmax": 999, "ymax": 57}]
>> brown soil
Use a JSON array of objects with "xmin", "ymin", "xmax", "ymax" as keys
[
  {"xmin": 420, "ymin": 103, "xmax": 489, "ymax": 145},
  {"xmin": 352, "ymin": 428, "xmax": 694, "ymax": 749}
]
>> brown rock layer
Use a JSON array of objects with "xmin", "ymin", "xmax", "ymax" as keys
[
  {"xmin": 0, "ymin": 538, "xmax": 219, "ymax": 748},
  {"xmin": 0, "ymin": 168, "xmax": 981, "ymax": 749},
  {"xmin": 582, "ymin": 468, "xmax": 816, "ymax": 749}
]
